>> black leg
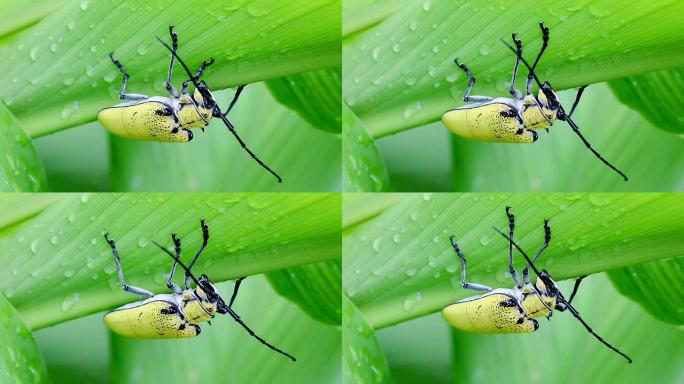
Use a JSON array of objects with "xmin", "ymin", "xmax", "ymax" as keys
[
  {"xmin": 568, "ymin": 85, "xmax": 588, "ymax": 117},
  {"xmin": 109, "ymin": 52, "xmax": 148, "ymax": 101},
  {"xmin": 185, "ymin": 219, "xmax": 209, "ymax": 289},
  {"xmin": 526, "ymin": 22, "xmax": 550, "ymax": 95},
  {"xmin": 454, "ymin": 58, "xmax": 493, "ymax": 103},
  {"xmin": 450, "ymin": 235, "xmax": 492, "ymax": 292},
  {"xmin": 165, "ymin": 26, "xmax": 179, "ymax": 98},
  {"xmin": 223, "ymin": 85, "xmax": 246, "ymax": 117},
  {"xmin": 228, "ymin": 277, "xmax": 246, "ymax": 308},
  {"xmin": 104, "ymin": 233, "xmax": 155, "ymax": 297},
  {"xmin": 509, "ymin": 34, "xmax": 523, "ymax": 99},
  {"xmin": 162, "ymin": 234, "xmax": 182, "ymax": 293},
  {"xmin": 192, "ymin": 58, "xmax": 215, "ymax": 81},
  {"xmin": 506, "ymin": 207, "xmax": 523, "ymax": 288},
  {"xmin": 567, "ymin": 275, "xmax": 586, "ymax": 304},
  {"xmin": 523, "ymin": 219, "xmax": 551, "ymax": 284}
]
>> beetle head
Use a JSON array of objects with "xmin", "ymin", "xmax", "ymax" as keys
[
  {"xmin": 196, "ymin": 273, "xmax": 222, "ymax": 302},
  {"xmin": 192, "ymin": 81, "xmax": 217, "ymax": 109},
  {"xmin": 537, "ymin": 81, "xmax": 561, "ymax": 111}
]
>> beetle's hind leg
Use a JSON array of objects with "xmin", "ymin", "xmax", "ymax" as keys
[
  {"xmin": 165, "ymin": 26, "xmax": 179, "ymax": 98},
  {"xmin": 508, "ymin": 34, "xmax": 524, "ymax": 99},
  {"xmin": 505, "ymin": 207, "xmax": 523, "ymax": 288},
  {"xmin": 104, "ymin": 233, "xmax": 155, "ymax": 298},
  {"xmin": 449, "ymin": 235, "xmax": 492, "ymax": 292},
  {"xmin": 454, "ymin": 59, "xmax": 492, "ymax": 103},
  {"xmin": 523, "ymin": 218, "xmax": 551, "ymax": 284},
  {"xmin": 108, "ymin": 52, "xmax": 148, "ymax": 101}
]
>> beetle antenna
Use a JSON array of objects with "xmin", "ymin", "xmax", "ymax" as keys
[
  {"xmin": 224, "ymin": 306, "xmax": 297, "ymax": 361},
  {"xmin": 156, "ymin": 37, "xmax": 208, "ymax": 100},
  {"xmin": 561, "ymin": 115, "xmax": 628, "ymax": 181},
  {"xmin": 492, "ymin": 227, "xmax": 633, "ymax": 363},
  {"xmin": 215, "ymin": 113, "xmax": 282, "ymax": 182}
]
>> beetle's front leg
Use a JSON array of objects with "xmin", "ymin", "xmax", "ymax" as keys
[
  {"xmin": 165, "ymin": 26, "xmax": 179, "ymax": 98},
  {"xmin": 505, "ymin": 207, "xmax": 523, "ymax": 288},
  {"xmin": 104, "ymin": 233, "xmax": 155, "ymax": 298},
  {"xmin": 228, "ymin": 277, "xmax": 246, "ymax": 308}
]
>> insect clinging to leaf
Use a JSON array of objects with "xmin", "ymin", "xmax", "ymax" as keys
[
  {"xmin": 442, "ymin": 207, "xmax": 632, "ymax": 363},
  {"xmin": 97, "ymin": 26, "xmax": 282, "ymax": 182},
  {"xmin": 442, "ymin": 22, "xmax": 628, "ymax": 181},
  {"xmin": 103, "ymin": 219, "xmax": 296, "ymax": 361}
]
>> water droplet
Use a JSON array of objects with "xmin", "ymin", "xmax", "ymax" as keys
[
  {"xmin": 479, "ymin": 44, "xmax": 490, "ymax": 55},
  {"xmin": 61, "ymin": 101, "xmax": 80, "ymax": 119},
  {"xmin": 405, "ymin": 78, "xmax": 417, "ymax": 86},
  {"xmin": 80, "ymin": 193, "xmax": 91, "ymax": 203},
  {"xmin": 50, "ymin": 235, "xmax": 59, "ymax": 245},
  {"xmin": 90, "ymin": 45, "xmax": 97, "ymax": 53},
  {"xmin": 63, "ymin": 270, "xmax": 75, "ymax": 278},
  {"xmin": 392, "ymin": 234, "xmax": 401, "ymax": 243},
  {"xmin": 392, "ymin": 44, "xmax": 400, "ymax": 53},
  {"xmin": 372, "ymin": 237, "xmax": 382, "ymax": 252},
  {"xmin": 480, "ymin": 234, "xmax": 491, "ymax": 246},
  {"xmin": 63, "ymin": 78, "xmax": 74, "ymax": 86},
  {"xmin": 409, "ymin": 20, "xmax": 418, "ymax": 31},
  {"xmin": 80, "ymin": 0, "xmax": 90, "ymax": 11},
  {"xmin": 29, "ymin": 47, "xmax": 39, "ymax": 61},
  {"xmin": 137, "ymin": 44, "xmax": 148, "ymax": 56},
  {"xmin": 403, "ymin": 292, "xmax": 423, "ymax": 311},
  {"xmin": 405, "ymin": 268, "xmax": 417, "ymax": 277},
  {"xmin": 85, "ymin": 65, "xmax": 95, "ymax": 77},
  {"xmin": 138, "ymin": 237, "xmax": 148, "ymax": 247},
  {"xmin": 422, "ymin": 1, "xmax": 432, "ymax": 11},
  {"xmin": 61, "ymin": 293, "xmax": 80, "ymax": 312},
  {"xmin": 371, "ymin": 47, "xmax": 381, "ymax": 61},
  {"xmin": 67, "ymin": 20, "xmax": 76, "ymax": 30},
  {"xmin": 30, "ymin": 239, "xmax": 39, "ymax": 254}
]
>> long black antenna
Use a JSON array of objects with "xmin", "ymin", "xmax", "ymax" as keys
[
  {"xmin": 500, "ymin": 38, "xmax": 628, "ymax": 181},
  {"xmin": 225, "ymin": 306, "xmax": 297, "ymax": 361},
  {"xmin": 492, "ymin": 227, "xmax": 633, "ymax": 363},
  {"xmin": 156, "ymin": 36, "xmax": 282, "ymax": 183}
]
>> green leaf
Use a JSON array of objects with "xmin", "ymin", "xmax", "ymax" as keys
[
  {"xmin": 449, "ymin": 84, "xmax": 684, "ymax": 191},
  {"xmin": 343, "ymin": 0, "xmax": 684, "ymax": 137},
  {"xmin": 0, "ymin": 0, "xmax": 341, "ymax": 137},
  {"xmin": 608, "ymin": 68, "xmax": 684, "ymax": 133},
  {"xmin": 342, "ymin": 193, "xmax": 684, "ymax": 329},
  {"xmin": 0, "ymin": 102, "xmax": 47, "ymax": 192},
  {"xmin": 342, "ymin": 294, "xmax": 391, "ymax": 384},
  {"xmin": 266, "ymin": 260, "xmax": 342, "ymax": 325},
  {"xmin": 109, "ymin": 84, "xmax": 341, "ymax": 192},
  {"xmin": 342, "ymin": 0, "xmax": 409, "ymax": 38},
  {"xmin": 342, "ymin": 104, "xmax": 391, "ymax": 192},
  {"xmin": 110, "ymin": 276, "xmax": 340, "ymax": 383},
  {"xmin": 0, "ymin": 193, "xmax": 341, "ymax": 329},
  {"xmin": 265, "ymin": 68, "xmax": 342, "ymax": 133},
  {"xmin": 0, "ymin": 294, "xmax": 48, "ymax": 384},
  {"xmin": 0, "ymin": 0, "xmax": 63, "ymax": 38},
  {"xmin": 449, "ymin": 275, "xmax": 684, "ymax": 383},
  {"xmin": 607, "ymin": 257, "xmax": 684, "ymax": 325}
]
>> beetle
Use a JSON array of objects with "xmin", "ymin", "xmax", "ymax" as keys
[
  {"xmin": 442, "ymin": 207, "xmax": 632, "ymax": 363},
  {"xmin": 442, "ymin": 22, "xmax": 628, "ymax": 181},
  {"xmin": 102, "ymin": 219, "xmax": 296, "ymax": 361},
  {"xmin": 97, "ymin": 26, "xmax": 282, "ymax": 182}
]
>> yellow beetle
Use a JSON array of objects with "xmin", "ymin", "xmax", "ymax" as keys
[
  {"xmin": 103, "ymin": 219, "xmax": 295, "ymax": 361},
  {"xmin": 443, "ymin": 207, "xmax": 632, "ymax": 363},
  {"xmin": 442, "ymin": 22, "xmax": 628, "ymax": 181},
  {"xmin": 98, "ymin": 26, "xmax": 281, "ymax": 182}
]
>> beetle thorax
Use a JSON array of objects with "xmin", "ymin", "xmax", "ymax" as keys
[
  {"xmin": 520, "ymin": 281, "xmax": 556, "ymax": 318},
  {"xmin": 521, "ymin": 92, "xmax": 557, "ymax": 129},
  {"xmin": 180, "ymin": 289, "xmax": 217, "ymax": 324},
  {"xmin": 178, "ymin": 102, "xmax": 213, "ymax": 128}
]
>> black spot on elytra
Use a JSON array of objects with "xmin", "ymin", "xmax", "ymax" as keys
[
  {"xmin": 499, "ymin": 108, "xmax": 517, "ymax": 118},
  {"xmin": 155, "ymin": 106, "xmax": 173, "ymax": 116}
]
